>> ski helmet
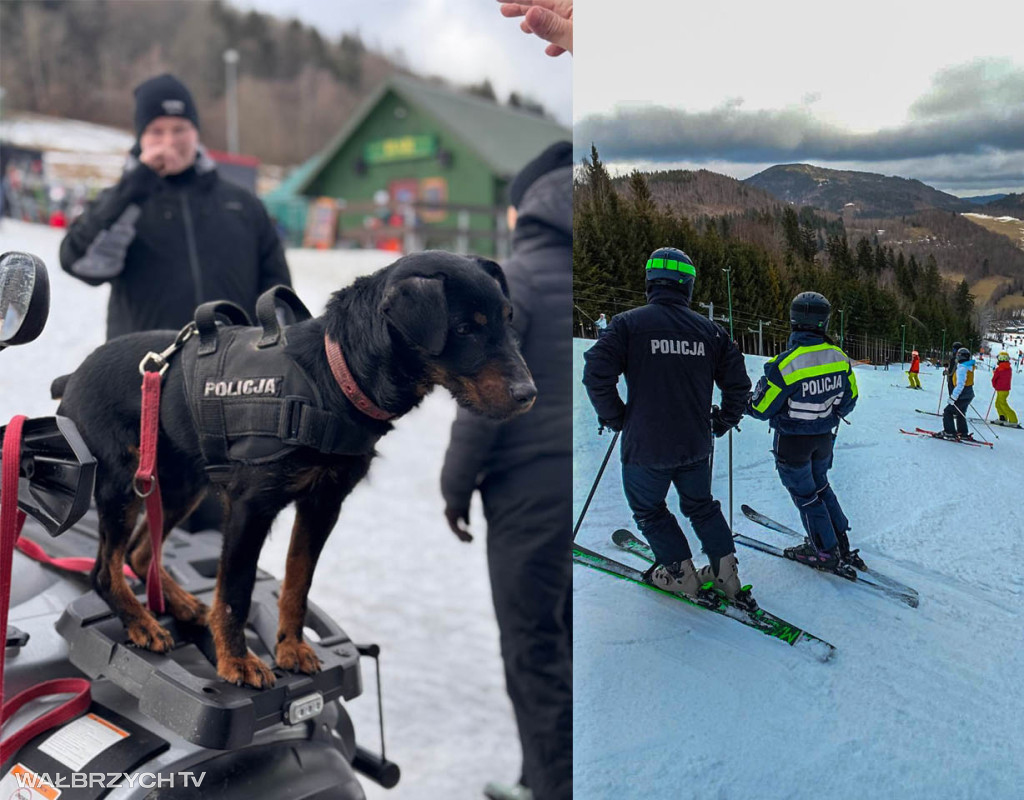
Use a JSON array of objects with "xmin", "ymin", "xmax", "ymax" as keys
[
  {"xmin": 911, "ymin": 350, "xmax": 919, "ymax": 357},
  {"xmin": 951, "ymin": 341, "xmax": 963, "ymax": 355},
  {"xmin": 789, "ymin": 292, "xmax": 831, "ymax": 332},
  {"xmin": 645, "ymin": 247, "xmax": 695, "ymax": 300},
  {"xmin": 956, "ymin": 347, "xmax": 971, "ymax": 363},
  {"xmin": 998, "ymin": 351, "xmax": 1010, "ymax": 362}
]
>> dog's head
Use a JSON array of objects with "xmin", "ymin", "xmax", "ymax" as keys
[{"xmin": 379, "ymin": 252, "xmax": 536, "ymax": 420}]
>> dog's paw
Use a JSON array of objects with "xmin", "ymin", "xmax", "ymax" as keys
[
  {"xmin": 218, "ymin": 653, "xmax": 276, "ymax": 689},
  {"xmin": 126, "ymin": 617, "xmax": 174, "ymax": 653},
  {"xmin": 275, "ymin": 639, "xmax": 322, "ymax": 674},
  {"xmin": 168, "ymin": 592, "xmax": 208, "ymax": 626}
]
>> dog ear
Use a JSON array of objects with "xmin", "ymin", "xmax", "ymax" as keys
[
  {"xmin": 380, "ymin": 276, "xmax": 448, "ymax": 355},
  {"xmin": 470, "ymin": 257, "xmax": 510, "ymax": 299}
]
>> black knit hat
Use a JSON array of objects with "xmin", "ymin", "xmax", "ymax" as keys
[
  {"xmin": 509, "ymin": 140, "xmax": 572, "ymax": 209},
  {"xmin": 133, "ymin": 74, "xmax": 200, "ymax": 137}
]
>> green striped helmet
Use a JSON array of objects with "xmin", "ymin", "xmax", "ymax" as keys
[{"xmin": 645, "ymin": 247, "xmax": 695, "ymax": 300}]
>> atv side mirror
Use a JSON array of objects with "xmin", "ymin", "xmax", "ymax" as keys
[{"xmin": 0, "ymin": 251, "xmax": 50, "ymax": 348}]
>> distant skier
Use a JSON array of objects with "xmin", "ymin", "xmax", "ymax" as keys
[
  {"xmin": 1018, "ymin": 349, "xmax": 1023, "ymax": 373},
  {"xmin": 748, "ymin": 292, "xmax": 862, "ymax": 571},
  {"xmin": 992, "ymin": 351, "xmax": 1019, "ymax": 427},
  {"xmin": 907, "ymin": 350, "xmax": 921, "ymax": 389},
  {"xmin": 940, "ymin": 347, "xmax": 976, "ymax": 440},
  {"xmin": 594, "ymin": 312, "xmax": 608, "ymax": 338},
  {"xmin": 582, "ymin": 247, "xmax": 752, "ymax": 603}
]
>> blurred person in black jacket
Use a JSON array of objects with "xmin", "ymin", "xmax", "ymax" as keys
[
  {"xmin": 440, "ymin": 142, "xmax": 572, "ymax": 800},
  {"xmin": 60, "ymin": 73, "xmax": 291, "ymax": 342}
]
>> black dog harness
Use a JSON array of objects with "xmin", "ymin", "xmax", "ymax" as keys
[{"xmin": 174, "ymin": 286, "xmax": 384, "ymax": 481}]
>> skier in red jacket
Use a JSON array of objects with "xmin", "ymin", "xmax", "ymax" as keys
[
  {"xmin": 992, "ymin": 352, "xmax": 1019, "ymax": 427},
  {"xmin": 907, "ymin": 350, "xmax": 921, "ymax": 389}
]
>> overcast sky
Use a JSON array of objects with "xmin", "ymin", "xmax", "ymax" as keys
[
  {"xmin": 230, "ymin": 0, "xmax": 571, "ymax": 127},
  {"xmin": 574, "ymin": 0, "xmax": 1024, "ymax": 195}
]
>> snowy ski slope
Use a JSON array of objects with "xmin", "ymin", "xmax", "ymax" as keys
[
  {"xmin": 0, "ymin": 220, "xmax": 518, "ymax": 800},
  {"xmin": 573, "ymin": 338, "xmax": 1024, "ymax": 799}
]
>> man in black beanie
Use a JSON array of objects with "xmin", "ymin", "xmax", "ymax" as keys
[
  {"xmin": 441, "ymin": 140, "xmax": 572, "ymax": 800},
  {"xmin": 59, "ymin": 72, "xmax": 291, "ymax": 342}
]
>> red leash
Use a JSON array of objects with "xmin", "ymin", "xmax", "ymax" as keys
[
  {"xmin": 1, "ymin": 415, "xmax": 91, "ymax": 759},
  {"xmin": 14, "ymin": 537, "xmax": 136, "ymax": 578},
  {"xmin": 133, "ymin": 370, "xmax": 165, "ymax": 615}
]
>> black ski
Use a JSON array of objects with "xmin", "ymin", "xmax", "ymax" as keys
[
  {"xmin": 740, "ymin": 505, "xmax": 919, "ymax": 608},
  {"xmin": 574, "ymin": 539, "xmax": 835, "ymax": 661}
]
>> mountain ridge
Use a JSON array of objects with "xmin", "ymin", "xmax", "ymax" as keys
[{"xmin": 744, "ymin": 163, "xmax": 973, "ymax": 217}]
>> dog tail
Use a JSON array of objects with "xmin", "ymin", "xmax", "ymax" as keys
[{"xmin": 50, "ymin": 374, "xmax": 70, "ymax": 400}]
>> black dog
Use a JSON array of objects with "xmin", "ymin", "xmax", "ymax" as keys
[{"xmin": 54, "ymin": 252, "xmax": 536, "ymax": 688}]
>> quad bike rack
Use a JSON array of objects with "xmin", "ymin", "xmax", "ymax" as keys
[
  {"xmin": 40, "ymin": 522, "xmax": 358, "ymax": 751},
  {"xmin": 15, "ymin": 516, "xmax": 397, "ymax": 788}
]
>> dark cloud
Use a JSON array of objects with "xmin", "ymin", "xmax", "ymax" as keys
[{"xmin": 574, "ymin": 59, "xmax": 1024, "ymax": 170}]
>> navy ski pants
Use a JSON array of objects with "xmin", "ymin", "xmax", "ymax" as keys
[
  {"xmin": 621, "ymin": 458, "xmax": 735, "ymax": 566},
  {"xmin": 773, "ymin": 432, "xmax": 849, "ymax": 553},
  {"xmin": 943, "ymin": 386, "xmax": 974, "ymax": 436}
]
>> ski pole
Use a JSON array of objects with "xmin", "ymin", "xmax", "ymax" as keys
[
  {"xmin": 935, "ymin": 371, "xmax": 946, "ymax": 414},
  {"xmin": 968, "ymin": 402, "xmax": 998, "ymax": 440},
  {"xmin": 985, "ymin": 391, "xmax": 995, "ymax": 422},
  {"xmin": 727, "ymin": 429, "xmax": 734, "ymax": 534},
  {"xmin": 572, "ymin": 429, "xmax": 620, "ymax": 541},
  {"xmin": 951, "ymin": 401, "xmax": 992, "ymax": 443}
]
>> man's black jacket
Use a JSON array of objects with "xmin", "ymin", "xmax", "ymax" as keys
[
  {"xmin": 440, "ymin": 166, "xmax": 572, "ymax": 512},
  {"xmin": 582, "ymin": 284, "xmax": 751, "ymax": 467},
  {"xmin": 60, "ymin": 151, "xmax": 291, "ymax": 340}
]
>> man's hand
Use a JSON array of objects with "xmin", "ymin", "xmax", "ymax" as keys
[
  {"xmin": 598, "ymin": 416, "xmax": 623, "ymax": 433},
  {"xmin": 711, "ymin": 405, "xmax": 733, "ymax": 438},
  {"xmin": 139, "ymin": 144, "xmax": 189, "ymax": 177},
  {"xmin": 445, "ymin": 507, "xmax": 474, "ymax": 542},
  {"xmin": 139, "ymin": 143, "xmax": 168, "ymax": 175},
  {"xmin": 499, "ymin": 0, "xmax": 573, "ymax": 56}
]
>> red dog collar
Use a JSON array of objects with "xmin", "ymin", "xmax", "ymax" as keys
[{"xmin": 324, "ymin": 334, "xmax": 396, "ymax": 421}]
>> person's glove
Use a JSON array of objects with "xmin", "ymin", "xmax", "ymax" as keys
[
  {"xmin": 711, "ymin": 405, "xmax": 733, "ymax": 438},
  {"xmin": 444, "ymin": 507, "xmax": 473, "ymax": 542},
  {"xmin": 599, "ymin": 416, "xmax": 623, "ymax": 433}
]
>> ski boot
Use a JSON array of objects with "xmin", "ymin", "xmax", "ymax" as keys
[
  {"xmin": 961, "ymin": 432, "xmax": 977, "ymax": 442},
  {"xmin": 835, "ymin": 529, "xmax": 867, "ymax": 571},
  {"xmin": 484, "ymin": 782, "xmax": 533, "ymax": 800},
  {"xmin": 932, "ymin": 430, "xmax": 958, "ymax": 441},
  {"xmin": 784, "ymin": 539, "xmax": 840, "ymax": 571},
  {"xmin": 696, "ymin": 553, "xmax": 757, "ymax": 611},
  {"xmin": 643, "ymin": 559, "xmax": 700, "ymax": 597}
]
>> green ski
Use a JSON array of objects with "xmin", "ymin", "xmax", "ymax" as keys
[{"xmin": 574, "ymin": 536, "xmax": 835, "ymax": 662}]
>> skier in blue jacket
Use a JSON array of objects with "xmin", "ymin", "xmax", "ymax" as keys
[
  {"xmin": 939, "ymin": 347, "xmax": 976, "ymax": 440},
  {"xmin": 748, "ymin": 292, "xmax": 862, "ymax": 571},
  {"xmin": 582, "ymin": 247, "xmax": 752, "ymax": 603}
]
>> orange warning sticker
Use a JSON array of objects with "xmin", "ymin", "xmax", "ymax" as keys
[{"xmin": 1, "ymin": 763, "xmax": 62, "ymax": 800}]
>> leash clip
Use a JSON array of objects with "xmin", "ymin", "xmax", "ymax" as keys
[
  {"xmin": 138, "ymin": 324, "xmax": 196, "ymax": 376},
  {"xmin": 138, "ymin": 352, "xmax": 169, "ymax": 376}
]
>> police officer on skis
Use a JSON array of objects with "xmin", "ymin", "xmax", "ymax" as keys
[
  {"xmin": 582, "ymin": 247, "xmax": 752, "ymax": 603},
  {"xmin": 747, "ymin": 292, "xmax": 862, "ymax": 572}
]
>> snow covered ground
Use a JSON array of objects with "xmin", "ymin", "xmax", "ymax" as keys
[
  {"xmin": 573, "ymin": 337, "xmax": 1024, "ymax": 799},
  {"xmin": 0, "ymin": 220, "xmax": 518, "ymax": 799}
]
